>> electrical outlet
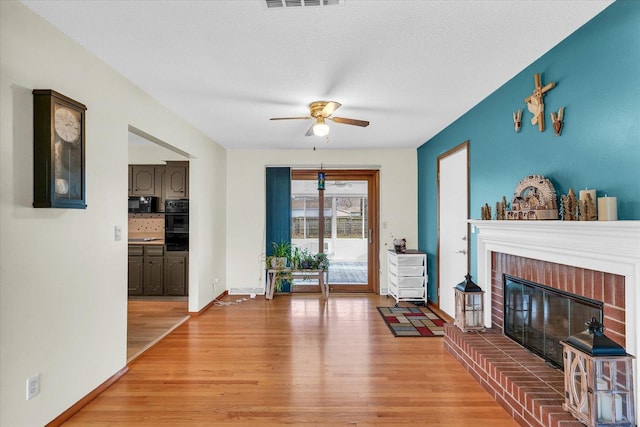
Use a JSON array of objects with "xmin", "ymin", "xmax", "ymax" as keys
[
  {"xmin": 26, "ymin": 374, "xmax": 40, "ymax": 400},
  {"xmin": 114, "ymin": 225, "xmax": 122, "ymax": 241}
]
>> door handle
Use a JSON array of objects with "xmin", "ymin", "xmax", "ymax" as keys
[
  {"xmin": 368, "ymin": 229, "xmax": 372, "ymax": 244},
  {"xmin": 456, "ymin": 249, "xmax": 467, "ymax": 255}
]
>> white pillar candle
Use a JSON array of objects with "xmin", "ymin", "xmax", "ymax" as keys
[{"xmin": 598, "ymin": 196, "xmax": 618, "ymax": 221}]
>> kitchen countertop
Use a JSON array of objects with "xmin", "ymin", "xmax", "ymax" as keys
[
  {"xmin": 128, "ymin": 238, "xmax": 165, "ymax": 246},
  {"xmin": 128, "ymin": 232, "xmax": 164, "ymax": 245}
]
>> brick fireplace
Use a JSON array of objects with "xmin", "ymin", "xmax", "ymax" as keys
[{"xmin": 444, "ymin": 220, "xmax": 640, "ymax": 427}]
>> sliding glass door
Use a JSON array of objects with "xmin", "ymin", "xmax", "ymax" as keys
[{"xmin": 291, "ymin": 170, "xmax": 379, "ymax": 293}]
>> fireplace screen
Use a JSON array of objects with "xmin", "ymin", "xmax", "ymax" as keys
[{"xmin": 503, "ymin": 274, "xmax": 602, "ymax": 369}]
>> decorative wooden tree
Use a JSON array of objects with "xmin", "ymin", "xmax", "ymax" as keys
[{"xmin": 562, "ymin": 188, "xmax": 578, "ymax": 221}]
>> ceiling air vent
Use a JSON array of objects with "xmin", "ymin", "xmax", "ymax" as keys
[{"xmin": 265, "ymin": 0, "xmax": 343, "ymax": 8}]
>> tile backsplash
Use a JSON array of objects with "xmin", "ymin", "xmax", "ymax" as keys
[{"xmin": 128, "ymin": 214, "xmax": 164, "ymax": 237}]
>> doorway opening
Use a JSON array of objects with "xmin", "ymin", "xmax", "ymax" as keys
[
  {"xmin": 127, "ymin": 126, "xmax": 191, "ymax": 361},
  {"xmin": 291, "ymin": 169, "xmax": 379, "ymax": 293}
]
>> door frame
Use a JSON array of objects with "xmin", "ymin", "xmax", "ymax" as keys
[
  {"xmin": 436, "ymin": 140, "xmax": 470, "ymax": 309},
  {"xmin": 291, "ymin": 169, "xmax": 380, "ymax": 293}
]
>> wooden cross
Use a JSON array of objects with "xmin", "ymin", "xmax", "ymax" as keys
[{"xmin": 525, "ymin": 73, "xmax": 555, "ymax": 132}]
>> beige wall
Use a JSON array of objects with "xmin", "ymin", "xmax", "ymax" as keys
[
  {"xmin": 1, "ymin": 3, "xmax": 417, "ymax": 425},
  {"xmin": 226, "ymin": 149, "xmax": 418, "ymax": 294},
  {"xmin": 0, "ymin": 3, "xmax": 226, "ymax": 425}
]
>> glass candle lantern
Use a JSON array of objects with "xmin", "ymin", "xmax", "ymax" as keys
[
  {"xmin": 561, "ymin": 318, "xmax": 635, "ymax": 427},
  {"xmin": 453, "ymin": 274, "xmax": 485, "ymax": 332},
  {"xmin": 317, "ymin": 171, "xmax": 325, "ymax": 190}
]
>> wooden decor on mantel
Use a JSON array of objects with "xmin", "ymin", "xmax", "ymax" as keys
[
  {"xmin": 506, "ymin": 174, "xmax": 558, "ymax": 220},
  {"xmin": 525, "ymin": 73, "xmax": 555, "ymax": 132}
]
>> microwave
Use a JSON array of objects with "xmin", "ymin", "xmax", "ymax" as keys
[{"xmin": 128, "ymin": 196, "xmax": 158, "ymax": 213}]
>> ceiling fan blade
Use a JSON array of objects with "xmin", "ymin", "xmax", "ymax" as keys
[
  {"xmin": 321, "ymin": 101, "xmax": 341, "ymax": 118},
  {"xmin": 305, "ymin": 123, "xmax": 315, "ymax": 136},
  {"xmin": 270, "ymin": 116, "xmax": 311, "ymax": 121},
  {"xmin": 331, "ymin": 116, "xmax": 370, "ymax": 127}
]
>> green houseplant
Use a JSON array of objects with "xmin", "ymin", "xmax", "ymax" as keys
[
  {"xmin": 267, "ymin": 240, "xmax": 291, "ymax": 269},
  {"xmin": 313, "ymin": 252, "xmax": 330, "ymax": 271},
  {"xmin": 265, "ymin": 241, "xmax": 292, "ymax": 292}
]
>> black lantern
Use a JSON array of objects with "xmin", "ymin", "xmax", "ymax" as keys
[
  {"xmin": 561, "ymin": 318, "xmax": 635, "ymax": 426},
  {"xmin": 454, "ymin": 274, "xmax": 485, "ymax": 332}
]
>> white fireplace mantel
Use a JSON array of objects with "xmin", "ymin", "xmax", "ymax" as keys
[{"xmin": 470, "ymin": 219, "xmax": 640, "ymax": 356}]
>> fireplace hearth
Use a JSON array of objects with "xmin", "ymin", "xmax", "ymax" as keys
[
  {"xmin": 445, "ymin": 220, "xmax": 640, "ymax": 426},
  {"xmin": 503, "ymin": 274, "xmax": 602, "ymax": 369}
]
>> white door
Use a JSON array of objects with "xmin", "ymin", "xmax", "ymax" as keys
[{"xmin": 437, "ymin": 142, "xmax": 469, "ymax": 318}]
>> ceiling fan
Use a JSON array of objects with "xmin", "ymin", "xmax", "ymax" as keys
[{"xmin": 270, "ymin": 101, "xmax": 369, "ymax": 137}]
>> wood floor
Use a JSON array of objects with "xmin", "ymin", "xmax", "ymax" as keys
[
  {"xmin": 127, "ymin": 299, "xmax": 189, "ymax": 362},
  {"xmin": 66, "ymin": 294, "xmax": 517, "ymax": 426}
]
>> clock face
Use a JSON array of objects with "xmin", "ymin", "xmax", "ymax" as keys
[{"xmin": 54, "ymin": 106, "xmax": 81, "ymax": 143}]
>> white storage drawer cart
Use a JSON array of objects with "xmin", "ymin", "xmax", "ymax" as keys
[{"xmin": 387, "ymin": 249, "xmax": 427, "ymax": 306}]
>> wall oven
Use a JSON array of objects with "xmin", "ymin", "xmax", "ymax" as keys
[{"xmin": 165, "ymin": 199, "xmax": 189, "ymax": 251}]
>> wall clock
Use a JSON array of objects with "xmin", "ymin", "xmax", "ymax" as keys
[{"xmin": 33, "ymin": 89, "xmax": 87, "ymax": 209}]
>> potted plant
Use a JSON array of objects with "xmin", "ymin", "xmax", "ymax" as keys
[
  {"xmin": 290, "ymin": 246, "xmax": 301, "ymax": 270},
  {"xmin": 265, "ymin": 241, "xmax": 292, "ymax": 292},
  {"xmin": 299, "ymin": 248, "xmax": 314, "ymax": 269},
  {"xmin": 267, "ymin": 240, "xmax": 291, "ymax": 270},
  {"xmin": 313, "ymin": 252, "xmax": 330, "ymax": 271}
]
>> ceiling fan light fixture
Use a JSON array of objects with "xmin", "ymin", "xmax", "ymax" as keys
[{"xmin": 312, "ymin": 118, "xmax": 330, "ymax": 136}]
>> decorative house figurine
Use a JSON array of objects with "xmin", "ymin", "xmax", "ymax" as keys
[
  {"xmin": 561, "ymin": 318, "xmax": 635, "ymax": 427},
  {"xmin": 454, "ymin": 274, "xmax": 485, "ymax": 332},
  {"xmin": 506, "ymin": 175, "xmax": 558, "ymax": 220}
]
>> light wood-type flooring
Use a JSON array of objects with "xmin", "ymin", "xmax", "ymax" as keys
[
  {"xmin": 66, "ymin": 294, "xmax": 517, "ymax": 426},
  {"xmin": 127, "ymin": 299, "xmax": 189, "ymax": 362}
]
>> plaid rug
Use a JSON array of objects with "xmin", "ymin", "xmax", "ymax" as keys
[{"xmin": 377, "ymin": 306, "xmax": 447, "ymax": 337}]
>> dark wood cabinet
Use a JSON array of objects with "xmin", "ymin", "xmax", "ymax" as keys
[
  {"xmin": 127, "ymin": 252, "xmax": 144, "ymax": 295},
  {"xmin": 165, "ymin": 251, "xmax": 188, "ymax": 296},
  {"xmin": 165, "ymin": 164, "xmax": 188, "ymax": 199},
  {"xmin": 131, "ymin": 165, "xmax": 156, "ymax": 196},
  {"xmin": 128, "ymin": 245, "xmax": 188, "ymax": 296},
  {"xmin": 143, "ymin": 255, "xmax": 164, "ymax": 295}
]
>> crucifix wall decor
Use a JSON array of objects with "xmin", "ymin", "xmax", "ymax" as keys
[{"xmin": 525, "ymin": 73, "xmax": 555, "ymax": 132}]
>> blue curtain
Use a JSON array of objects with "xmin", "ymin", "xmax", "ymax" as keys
[{"xmin": 265, "ymin": 167, "xmax": 291, "ymax": 257}]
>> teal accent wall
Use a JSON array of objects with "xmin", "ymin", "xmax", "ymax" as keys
[{"xmin": 417, "ymin": 1, "xmax": 640, "ymax": 303}]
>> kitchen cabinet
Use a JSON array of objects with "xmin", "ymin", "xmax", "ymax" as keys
[
  {"xmin": 165, "ymin": 251, "xmax": 189, "ymax": 296},
  {"xmin": 128, "ymin": 162, "xmax": 188, "ymax": 206},
  {"xmin": 143, "ymin": 245, "xmax": 164, "ymax": 295},
  {"xmin": 130, "ymin": 165, "xmax": 156, "ymax": 196},
  {"xmin": 165, "ymin": 162, "xmax": 188, "ymax": 199},
  {"xmin": 128, "ymin": 245, "xmax": 144, "ymax": 295},
  {"xmin": 128, "ymin": 244, "xmax": 188, "ymax": 296},
  {"xmin": 387, "ymin": 250, "xmax": 427, "ymax": 306}
]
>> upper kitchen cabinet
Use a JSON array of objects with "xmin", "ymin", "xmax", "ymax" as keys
[
  {"xmin": 128, "ymin": 162, "xmax": 188, "ymax": 200},
  {"xmin": 130, "ymin": 165, "xmax": 156, "ymax": 196},
  {"xmin": 165, "ymin": 161, "xmax": 188, "ymax": 199}
]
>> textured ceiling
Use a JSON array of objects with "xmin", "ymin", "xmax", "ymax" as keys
[{"xmin": 23, "ymin": 0, "xmax": 613, "ymax": 150}]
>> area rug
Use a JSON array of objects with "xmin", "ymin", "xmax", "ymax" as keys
[{"xmin": 377, "ymin": 306, "xmax": 447, "ymax": 337}]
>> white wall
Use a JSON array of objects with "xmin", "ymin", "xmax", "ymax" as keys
[
  {"xmin": 226, "ymin": 149, "xmax": 418, "ymax": 295},
  {"xmin": 0, "ymin": 3, "xmax": 226, "ymax": 425}
]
